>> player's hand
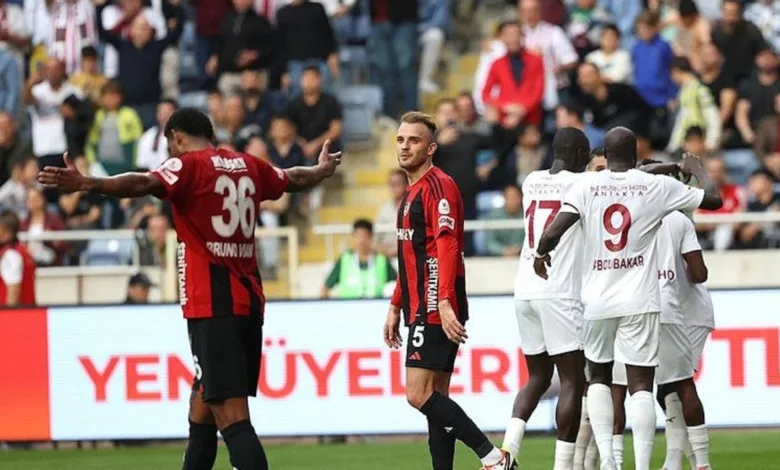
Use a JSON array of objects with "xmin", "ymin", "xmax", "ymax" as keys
[
  {"xmin": 383, "ymin": 306, "xmax": 402, "ymax": 349},
  {"xmin": 680, "ymin": 152, "xmax": 703, "ymax": 184},
  {"xmin": 533, "ymin": 253, "xmax": 551, "ymax": 280},
  {"xmin": 38, "ymin": 152, "xmax": 89, "ymax": 193},
  {"xmin": 317, "ymin": 139, "xmax": 343, "ymax": 177},
  {"xmin": 439, "ymin": 300, "xmax": 467, "ymax": 344}
]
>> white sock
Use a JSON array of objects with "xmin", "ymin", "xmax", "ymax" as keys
[
  {"xmin": 502, "ymin": 417, "xmax": 527, "ymax": 459},
  {"xmin": 587, "ymin": 384, "xmax": 615, "ymax": 463},
  {"xmin": 628, "ymin": 391, "xmax": 656, "ymax": 470},
  {"xmin": 480, "ymin": 446, "xmax": 504, "ymax": 466},
  {"xmin": 663, "ymin": 393, "xmax": 686, "ymax": 470},
  {"xmin": 585, "ymin": 435, "xmax": 599, "ymax": 470},
  {"xmin": 682, "ymin": 437, "xmax": 697, "ymax": 469},
  {"xmin": 554, "ymin": 440, "xmax": 577, "ymax": 470},
  {"xmin": 612, "ymin": 434, "xmax": 624, "ymax": 468},
  {"xmin": 574, "ymin": 397, "xmax": 592, "ymax": 470},
  {"xmin": 687, "ymin": 424, "xmax": 710, "ymax": 469}
]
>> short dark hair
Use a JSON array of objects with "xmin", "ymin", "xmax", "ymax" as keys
[
  {"xmin": 164, "ymin": 108, "xmax": 215, "ymax": 141},
  {"xmin": 353, "ymin": 218, "xmax": 373, "ymax": 233},
  {"xmin": 495, "ymin": 20, "xmax": 520, "ymax": 36},
  {"xmin": 601, "ymin": 23, "xmax": 621, "ymax": 38},
  {"xmin": 750, "ymin": 168, "xmax": 774, "ymax": 180},
  {"xmin": 435, "ymin": 98, "xmax": 456, "ymax": 111},
  {"xmin": 503, "ymin": 182, "xmax": 522, "ymax": 195},
  {"xmin": 671, "ymin": 56, "xmax": 693, "ymax": 73},
  {"xmin": 558, "ymin": 101, "xmax": 585, "ymax": 122},
  {"xmin": 636, "ymin": 10, "xmax": 660, "ymax": 27},
  {"xmin": 590, "ymin": 147, "xmax": 606, "ymax": 158},
  {"xmin": 102, "ymin": 79, "xmax": 123, "ymax": 96},
  {"xmin": 456, "ymin": 91, "xmax": 475, "ymax": 102},
  {"xmin": 81, "ymin": 45, "xmax": 98, "ymax": 59},
  {"xmin": 400, "ymin": 111, "xmax": 438, "ymax": 136},
  {"xmin": 0, "ymin": 209, "xmax": 20, "ymax": 236},
  {"xmin": 685, "ymin": 126, "xmax": 705, "ymax": 141},
  {"xmin": 302, "ymin": 65, "xmax": 321, "ymax": 76},
  {"xmin": 8, "ymin": 154, "xmax": 36, "ymax": 174},
  {"xmin": 678, "ymin": 0, "xmax": 699, "ymax": 16},
  {"xmin": 159, "ymin": 98, "xmax": 178, "ymax": 109}
]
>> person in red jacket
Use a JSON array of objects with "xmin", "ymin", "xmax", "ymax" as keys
[
  {"xmin": 481, "ymin": 21, "xmax": 545, "ymax": 129},
  {"xmin": 0, "ymin": 210, "xmax": 37, "ymax": 307}
]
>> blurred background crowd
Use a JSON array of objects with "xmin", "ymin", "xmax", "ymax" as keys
[{"xmin": 0, "ymin": 0, "xmax": 779, "ymax": 303}]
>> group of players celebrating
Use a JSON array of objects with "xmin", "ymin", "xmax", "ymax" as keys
[
  {"xmin": 38, "ymin": 106, "xmax": 720, "ymax": 470},
  {"xmin": 385, "ymin": 113, "xmax": 722, "ymax": 470}
]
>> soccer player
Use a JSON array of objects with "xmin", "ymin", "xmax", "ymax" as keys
[
  {"xmin": 531, "ymin": 127, "xmax": 722, "ymax": 470},
  {"xmin": 502, "ymin": 127, "xmax": 591, "ymax": 469},
  {"xmin": 38, "ymin": 108, "xmax": 342, "ymax": 470},
  {"xmin": 382, "ymin": 112, "xmax": 514, "ymax": 470}
]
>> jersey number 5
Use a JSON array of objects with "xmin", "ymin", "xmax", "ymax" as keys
[
  {"xmin": 526, "ymin": 200, "xmax": 561, "ymax": 249},
  {"xmin": 603, "ymin": 203, "xmax": 632, "ymax": 252},
  {"xmin": 212, "ymin": 175, "xmax": 257, "ymax": 239}
]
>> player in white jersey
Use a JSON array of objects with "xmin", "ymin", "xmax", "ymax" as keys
[
  {"xmin": 502, "ymin": 128, "xmax": 591, "ymax": 469},
  {"xmin": 531, "ymin": 128, "xmax": 723, "ymax": 470}
]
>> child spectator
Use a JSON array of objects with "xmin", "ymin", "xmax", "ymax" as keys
[
  {"xmin": 85, "ymin": 80, "xmax": 143, "ymax": 176},
  {"xmin": 585, "ymin": 24, "xmax": 632, "ymax": 84},
  {"xmin": 68, "ymin": 46, "xmax": 108, "ymax": 105},
  {"xmin": 668, "ymin": 57, "xmax": 721, "ymax": 152},
  {"xmin": 136, "ymin": 99, "xmax": 176, "ymax": 171},
  {"xmin": 21, "ymin": 185, "xmax": 68, "ymax": 266},
  {"xmin": 0, "ymin": 155, "xmax": 37, "ymax": 215},
  {"xmin": 268, "ymin": 114, "xmax": 306, "ymax": 168}
]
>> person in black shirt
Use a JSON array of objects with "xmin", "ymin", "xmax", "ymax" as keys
[
  {"xmin": 239, "ymin": 69, "xmax": 287, "ymax": 133},
  {"xmin": 734, "ymin": 170, "xmax": 780, "ymax": 249},
  {"xmin": 285, "ymin": 66, "xmax": 343, "ymax": 159},
  {"xmin": 699, "ymin": 43, "xmax": 739, "ymax": 148},
  {"xmin": 735, "ymin": 48, "xmax": 780, "ymax": 148},
  {"xmin": 711, "ymin": 0, "xmax": 767, "ymax": 84}
]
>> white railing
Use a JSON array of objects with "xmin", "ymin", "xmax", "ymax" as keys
[{"xmin": 312, "ymin": 211, "xmax": 780, "ymax": 261}]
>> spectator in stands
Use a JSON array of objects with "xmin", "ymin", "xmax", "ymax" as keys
[
  {"xmin": 59, "ymin": 156, "xmax": 103, "ymax": 230},
  {"xmin": 123, "ymin": 196, "xmax": 160, "ymax": 230},
  {"xmin": 632, "ymin": 12, "xmax": 677, "ymax": 124},
  {"xmin": 696, "ymin": 156, "xmax": 746, "ymax": 250},
  {"xmin": 588, "ymin": 146, "xmax": 607, "ymax": 171},
  {"xmin": 672, "ymin": 0, "xmax": 711, "ymax": 74},
  {"xmin": 566, "ymin": 0, "xmax": 612, "ymax": 59},
  {"xmin": 455, "ymin": 92, "xmax": 491, "ymax": 137},
  {"xmin": 48, "ymin": 0, "xmax": 97, "ymax": 76},
  {"xmin": 207, "ymin": 0, "xmax": 276, "ymax": 96},
  {"xmin": 508, "ymin": 124, "xmax": 546, "ymax": 185},
  {"xmin": 192, "ymin": 0, "xmax": 232, "ymax": 90},
  {"xmin": 755, "ymin": 94, "xmax": 780, "ymax": 159},
  {"xmin": 518, "ymin": 0, "xmax": 578, "ymax": 111},
  {"xmin": 158, "ymin": 0, "xmax": 184, "ymax": 101},
  {"xmin": 744, "ymin": 0, "xmax": 780, "ymax": 54},
  {"xmin": 370, "ymin": 0, "xmax": 418, "ymax": 116},
  {"xmin": 21, "ymin": 185, "xmax": 67, "ymax": 267},
  {"xmin": 555, "ymin": 100, "xmax": 604, "ymax": 148},
  {"xmin": 764, "ymin": 152, "xmax": 780, "ymax": 193},
  {"xmin": 125, "ymin": 273, "xmax": 153, "ymax": 304},
  {"xmin": 206, "ymin": 90, "xmax": 226, "ymax": 130},
  {"xmin": 481, "ymin": 21, "xmax": 544, "ymax": 130},
  {"xmin": 320, "ymin": 218, "xmax": 396, "ymax": 299},
  {"xmin": 268, "ymin": 114, "xmax": 306, "ymax": 168},
  {"xmin": 0, "ymin": 210, "xmax": 36, "ymax": 306},
  {"xmin": 736, "ymin": 48, "xmax": 780, "ymax": 147},
  {"xmin": 681, "ymin": 126, "xmax": 710, "ymax": 160},
  {"xmin": 598, "ymin": 0, "xmax": 642, "ymax": 49},
  {"xmin": 278, "ymin": 0, "xmax": 338, "ymax": 96},
  {"xmin": 24, "ymin": 0, "xmax": 52, "ymax": 77},
  {"xmin": 699, "ymin": 43, "xmax": 738, "ymax": 148},
  {"xmin": 215, "ymin": 95, "xmax": 262, "ymax": 144},
  {"xmin": 99, "ymin": 0, "xmax": 165, "ymax": 79},
  {"xmin": 145, "ymin": 213, "xmax": 170, "ymax": 267},
  {"xmin": 636, "ymin": 129, "xmax": 667, "ymax": 162},
  {"xmin": 25, "ymin": 57, "xmax": 82, "ymax": 170},
  {"xmin": 483, "ymin": 183, "xmax": 525, "ymax": 257},
  {"xmin": 733, "ymin": 169, "xmax": 780, "ymax": 249},
  {"xmin": 473, "ymin": 21, "xmax": 508, "ymax": 114},
  {"xmin": 585, "ymin": 23, "xmax": 632, "ymax": 84},
  {"xmin": 314, "ymin": 0, "xmax": 358, "ymax": 44},
  {"xmin": 0, "ymin": 49, "xmax": 21, "ymax": 116},
  {"xmin": 574, "ymin": 61, "xmax": 651, "ymax": 133},
  {"xmin": 374, "ymin": 168, "xmax": 406, "ymax": 257},
  {"xmin": 68, "ymin": 46, "xmax": 108, "ymax": 105},
  {"xmin": 668, "ymin": 57, "xmax": 721, "ymax": 152},
  {"xmin": 136, "ymin": 99, "xmax": 176, "ymax": 171},
  {"xmin": 85, "ymin": 80, "xmax": 143, "ymax": 176},
  {"xmin": 240, "ymin": 69, "xmax": 287, "ymax": 134},
  {"xmin": 0, "ymin": 0, "xmax": 30, "ymax": 73},
  {"xmin": 418, "ymin": 0, "xmax": 449, "ymax": 94},
  {"xmin": 286, "ymin": 66, "xmax": 343, "ymax": 159},
  {"xmin": 0, "ymin": 155, "xmax": 37, "ymax": 214},
  {"xmin": 96, "ymin": 0, "xmax": 183, "ymax": 129},
  {"xmin": 0, "ymin": 111, "xmax": 30, "ymax": 185},
  {"xmin": 62, "ymin": 94, "xmax": 95, "ymax": 160},
  {"xmin": 711, "ymin": 0, "xmax": 767, "ymax": 84}
]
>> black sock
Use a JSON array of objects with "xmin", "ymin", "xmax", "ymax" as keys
[
  {"xmin": 420, "ymin": 391, "xmax": 493, "ymax": 459},
  {"xmin": 428, "ymin": 417, "xmax": 456, "ymax": 470},
  {"xmin": 182, "ymin": 421, "xmax": 217, "ymax": 470},
  {"xmin": 221, "ymin": 420, "xmax": 268, "ymax": 470}
]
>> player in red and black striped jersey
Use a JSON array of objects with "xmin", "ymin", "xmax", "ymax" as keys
[
  {"xmin": 383, "ymin": 112, "xmax": 515, "ymax": 470},
  {"xmin": 38, "ymin": 108, "xmax": 341, "ymax": 470}
]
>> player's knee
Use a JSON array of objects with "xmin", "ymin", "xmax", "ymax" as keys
[
  {"xmin": 656, "ymin": 383, "xmax": 675, "ymax": 409},
  {"xmin": 209, "ymin": 397, "xmax": 250, "ymax": 431},
  {"xmin": 406, "ymin": 388, "xmax": 433, "ymax": 410}
]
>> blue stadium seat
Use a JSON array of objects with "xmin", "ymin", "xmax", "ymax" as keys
[
  {"xmin": 336, "ymin": 85, "xmax": 383, "ymax": 143},
  {"xmin": 722, "ymin": 148, "xmax": 761, "ymax": 186},
  {"xmin": 178, "ymin": 91, "xmax": 208, "ymax": 110},
  {"xmin": 80, "ymin": 239, "xmax": 136, "ymax": 266}
]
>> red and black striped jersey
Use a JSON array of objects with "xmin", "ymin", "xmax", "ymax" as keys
[
  {"xmin": 150, "ymin": 147, "xmax": 289, "ymax": 319},
  {"xmin": 391, "ymin": 166, "xmax": 468, "ymax": 325}
]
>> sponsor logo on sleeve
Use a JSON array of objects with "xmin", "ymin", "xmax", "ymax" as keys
[
  {"xmin": 438, "ymin": 198, "xmax": 450, "ymax": 215},
  {"xmin": 438, "ymin": 215, "xmax": 455, "ymax": 231},
  {"xmin": 155, "ymin": 157, "xmax": 182, "ymax": 185}
]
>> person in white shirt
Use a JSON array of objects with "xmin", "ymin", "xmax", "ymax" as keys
[
  {"xmin": 501, "ymin": 127, "xmax": 591, "ymax": 469},
  {"xmin": 136, "ymin": 99, "xmax": 177, "ymax": 170},
  {"xmin": 99, "ymin": 0, "xmax": 166, "ymax": 78},
  {"xmin": 532, "ymin": 127, "xmax": 722, "ymax": 470},
  {"xmin": 585, "ymin": 24, "xmax": 632, "ymax": 84}
]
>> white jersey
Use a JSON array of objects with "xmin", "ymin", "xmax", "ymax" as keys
[
  {"xmin": 683, "ymin": 282, "xmax": 715, "ymax": 329},
  {"xmin": 656, "ymin": 212, "xmax": 702, "ymax": 325},
  {"xmin": 562, "ymin": 170, "xmax": 705, "ymax": 320},
  {"xmin": 515, "ymin": 170, "xmax": 583, "ymax": 300}
]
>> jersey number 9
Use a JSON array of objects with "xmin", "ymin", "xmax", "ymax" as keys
[{"xmin": 603, "ymin": 203, "xmax": 632, "ymax": 252}]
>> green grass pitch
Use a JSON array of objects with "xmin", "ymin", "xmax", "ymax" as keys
[{"xmin": 1, "ymin": 430, "xmax": 779, "ymax": 469}]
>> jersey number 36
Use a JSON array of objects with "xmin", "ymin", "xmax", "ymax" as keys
[{"xmin": 212, "ymin": 175, "xmax": 257, "ymax": 239}]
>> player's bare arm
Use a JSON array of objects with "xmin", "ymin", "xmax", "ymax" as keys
[
  {"xmin": 383, "ymin": 304, "xmax": 403, "ymax": 349},
  {"xmin": 682, "ymin": 250, "xmax": 708, "ymax": 284},
  {"xmin": 38, "ymin": 152, "xmax": 166, "ymax": 198},
  {"xmin": 285, "ymin": 139, "xmax": 342, "ymax": 192},
  {"xmin": 533, "ymin": 212, "xmax": 581, "ymax": 280},
  {"xmin": 681, "ymin": 153, "xmax": 723, "ymax": 211}
]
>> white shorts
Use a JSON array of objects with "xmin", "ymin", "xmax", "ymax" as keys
[
  {"xmin": 656, "ymin": 323, "xmax": 694, "ymax": 385},
  {"xmin": 688, "ymin": 325, "xmax": 714, "ymax": 371},
  {"xmin": 515, "ymin": 298, "xmax": 584, "ymax": 356},
  {"xmin": 612, "ymin": 361, "xmax": 627, "ymax": 386},
  {"xmin": 583, "ymin": 312, "xmax": 660, "ymax": 367}
]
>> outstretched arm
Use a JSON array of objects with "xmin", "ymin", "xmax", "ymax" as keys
[{"xmin": 285, "ymin": 139, "xmax": 342, "ymax": 192}]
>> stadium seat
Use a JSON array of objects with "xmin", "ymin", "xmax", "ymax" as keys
[
  {"xmin": 722, "ymin": 148, "xmax": 761, "ymax": 186},
  {"xmin": 337, "ymin": 85, "xmax": 383, "ymax": 143},
  {"xmin": 339, "ymin": 46, "xmax": 369, "ymax": 85},
  {"xmin": 178, "ymin": 91, "xmax": 208, "ymax": 110},
  {"xmin": 80, "ymin": 239, "xmax": 137, "ymax": 266}
]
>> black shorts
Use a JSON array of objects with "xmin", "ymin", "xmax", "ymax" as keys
[
  {"xmin": 404, "ymin": 322, "xmax": 461, "ymax": 373},
  {"xmin": 187, "ymin": 314, "xmax": 263, "ymax": 402}
]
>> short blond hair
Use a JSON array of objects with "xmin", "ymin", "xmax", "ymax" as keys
[{"xmin": 400, "ymin": 111, "xmax": 437, "ymax": 137}]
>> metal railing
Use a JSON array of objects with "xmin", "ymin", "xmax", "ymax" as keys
[{"xmin": 311, "ymin": 212, "xmax": 780, "ymax": 261}]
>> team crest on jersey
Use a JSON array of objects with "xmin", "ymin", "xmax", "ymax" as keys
[
  {"xmin": 403, "ymin": 203, "xmax": 410, "ymax": 216},
  {"xmin": 438, "ymin": 198, "xmax": 450, "ymax": 215},
  {"xmin": 163, "ymin": 157, "xmax": 183, "ymax": 172}
]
